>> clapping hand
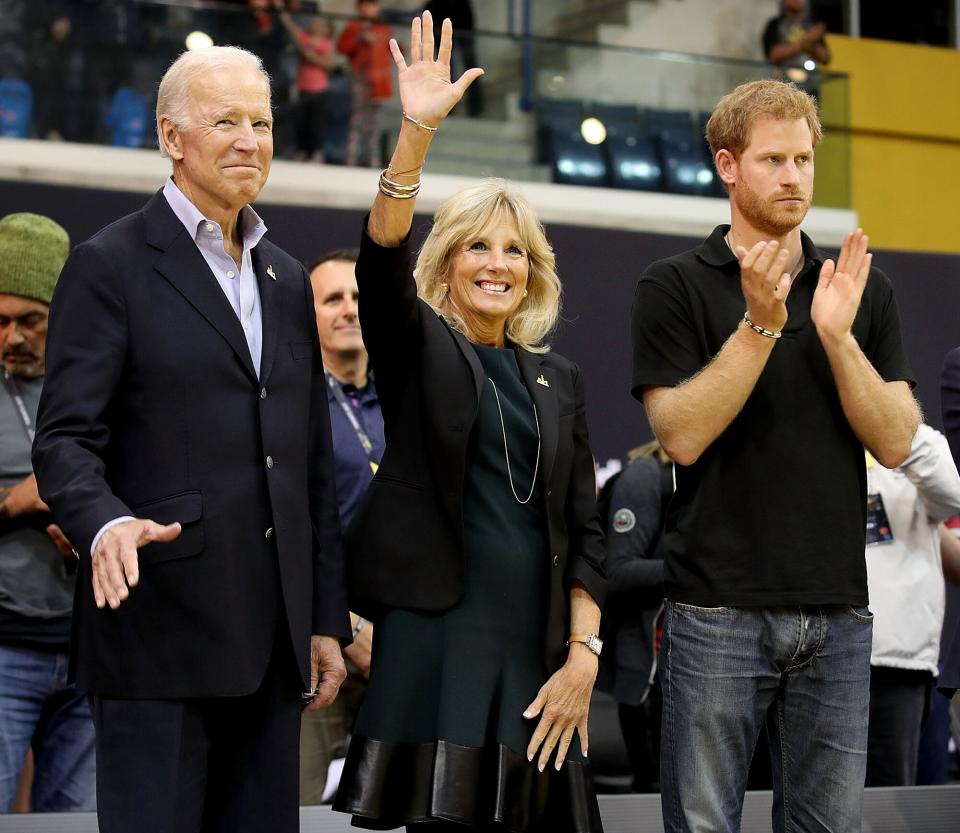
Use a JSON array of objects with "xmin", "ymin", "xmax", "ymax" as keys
[
  {"xmin": 811, "ymin": 228, "xmax": 872, "ymax": 345},
  {"xmin": 389, "ymin": 11, "xmax": 483, "ymax": 131},
  {"xmin": 733, "ymin": 239, "xmax": 796, "ymax": 334}
]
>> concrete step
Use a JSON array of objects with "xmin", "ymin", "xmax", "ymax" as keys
[
  {"xmin": 428, "ymin": 132, "xmax": 536, "ymax": 163},
  {"xmin": 547, "ymin": 0, "xmax": 635, "ymax": 42},
  {"xmin": 426, "ymin": 155, "xmax": 553, "ymax": 183}
]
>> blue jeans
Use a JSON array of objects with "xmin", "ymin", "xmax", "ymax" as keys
[
  {"xmin": 660, "ymin": 603, "xmax": 872, "ymax": 833},
  {"xmin": 0, "ymin": 644, "xmax": 96, "ymax": 812}
]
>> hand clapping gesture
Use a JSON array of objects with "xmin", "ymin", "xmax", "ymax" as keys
[
  {"xmin": 811, "ymin": 228, "xmax": 872, "ymax": 345},
  {"xmin": 732, "ymin": 239, "xmax": 796, "ymax": 334},
  {"xmin": 389, "ymin": 11, "xmax": 483, "ymax": 131}
]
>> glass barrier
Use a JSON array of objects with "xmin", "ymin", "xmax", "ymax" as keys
[{"xmin": 0, "ymin": 0, "xmax": 850, "ymax": 208}]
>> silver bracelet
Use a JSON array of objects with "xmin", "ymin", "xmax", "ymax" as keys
[{"xmin": 742, "ymin": 312, "xmax": 782, "ymax": 339}]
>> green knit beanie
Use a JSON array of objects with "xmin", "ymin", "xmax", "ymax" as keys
[{"xmin": 0, "ymin": 213, "xmax": 70, "ymax": 305}]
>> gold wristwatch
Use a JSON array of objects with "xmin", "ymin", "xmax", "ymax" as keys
[{"xmin": 566, "ymin": 633, "xmax": 603, "ymax": 656}]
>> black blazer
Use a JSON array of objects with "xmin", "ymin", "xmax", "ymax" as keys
[
  {"xmin": 344, "ymin": 225, "xmax": 606, "ymax": 671},
  {"xmin": 32, "ymin": 190, "xmax": 350, "ymax": 698}
]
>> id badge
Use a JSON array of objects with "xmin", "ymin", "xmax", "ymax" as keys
[{"xmin": 865, "ymin": 492, "xmax": 894, "ymax": 546}]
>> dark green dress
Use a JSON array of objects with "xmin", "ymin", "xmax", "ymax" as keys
[{"xmin": 336, "ymin": 346, "xmax": 600, "ymax": 832}]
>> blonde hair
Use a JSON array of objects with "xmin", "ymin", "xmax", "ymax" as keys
[
  {"xmin": 706, "ymin": 79, "xmax": 822, "ymax": 161},
  {"xmin": 156, "ymin": 46, "xmax": 270, "ymax": 158},
  {"xmin": 415, "ymin": 180, "xmax": 561, "ymax": 353}
]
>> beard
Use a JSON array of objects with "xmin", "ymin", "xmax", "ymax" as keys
[{"xmin": 733, "ymin": 175, "xmax": 811, "ymax": 237}]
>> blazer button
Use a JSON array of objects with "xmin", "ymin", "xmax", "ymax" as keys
[
  {"xmin": 552, "ymin": 555, "xmax": 560, "ymax": 567},
  {"xmin": 260, "ymin": 387, "xmax": 267, "ymax": 400},
  {"xmin": 265, "ymin": 527, "xmax": 274, "ymax": 539},
  {"xmin": 266, "ymin": 455, "xmax": 274, "ymax": 469}
]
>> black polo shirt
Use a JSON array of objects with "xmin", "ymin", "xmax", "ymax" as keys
[{"xmin": 631, "ymin": 225, "xmax": 913, "ymax": 607}]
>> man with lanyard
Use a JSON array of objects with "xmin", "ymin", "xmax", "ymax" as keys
[
  {"xmin": 0, "ymin": 213, "xmax": 96, "ymax": 812},
  {"xmin": 632, "ymin": 79, "xmax": 919, "ymax": 832},
  {"xmin": 301, "ymin": 247, "xmax": 384, "ymax": 803}
]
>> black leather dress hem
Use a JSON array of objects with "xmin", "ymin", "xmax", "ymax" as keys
[{"xmin": 333, "ymin": 736, "xmax": 604, "ymax": 832}]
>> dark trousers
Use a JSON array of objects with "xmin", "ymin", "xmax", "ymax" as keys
[
  {"xmin": 296, "ymin": 91, "xmax": 328, "ymax": 157},
  {"xmin": 92, "ymin": 628, "xmax": 302, "ymax": 833},
  {"xmin": 866, "ymin": 665, "xmax": 932, "ymax": 787}
]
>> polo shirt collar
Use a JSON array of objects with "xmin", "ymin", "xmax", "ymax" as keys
[
  {"xmin": 696, "ymin": 224, "xmax": 824, "ymax": 274},
  {"xmin": 325, "ymin": 371, "xmax": 377, "ymax": 403}
]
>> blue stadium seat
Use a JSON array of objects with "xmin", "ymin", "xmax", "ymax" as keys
[
  {"xmin": 106, "ymin": 87, "xmax": 149, "ymax": 148},
  {"xmin": 0, "ymin": 80, "xmax": 33, "ymax": 138},
  {"xmin": 659, "ymin": 138, "xmax": 717, "ymax": 196},
  {"xmin": 535, "ymin": 98, "xmax": 585, "ymax": 163},
  {"xmin": 697, "ymin": 111, "xmax": 727, "ymax": 198},
  {"xmin": 589, "ymin": 102, "xmax": 642, "ymax": 140},
  {"xmin": 606, "ymin": 135, "xmax": 662, "ymax": 191},
  {"xmin": 644, "ymin": 107, "xmax": 697, "ymax": 145},
  {"xmin": 546, "ymin": 128, "xmax": 608, "ymax": 187}
]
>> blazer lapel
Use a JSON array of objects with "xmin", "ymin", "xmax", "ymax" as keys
[
  {"xmin": 514, "ymin": 348, "xmax": 558, "ymax": 491},
  {"xmin": 449, "ymin": 326, "xmax": 485, "ymax": 405},
  {"xmin": 145, "ymin": 193, "xmax": 258, "ymax": 384},
  {"xmin": 252, "ymin": 244, "xmax": 279, "ymax": 384}
]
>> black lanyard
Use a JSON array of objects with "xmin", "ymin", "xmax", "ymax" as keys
[
  {"xmin": 326, "ymin": 373, "xmax": 379, "ymax": 474},
  {"xmin": 2, "ymin": 370, "xmax": 34, "ymax": 443}
]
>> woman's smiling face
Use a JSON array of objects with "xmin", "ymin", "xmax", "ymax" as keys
[{"xmin": 446, "ymin": 211, "xmax": 530, "ymax": 345}]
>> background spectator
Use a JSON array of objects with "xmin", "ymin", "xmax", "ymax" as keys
[
  {"xmin": 276, "ymin": 3, "xmax": 337, "ymax": 162},
  {"xmin": 337, "ymin": 0, "xmax": 394, "ymax": 167},
  {"xmin": 0, "ymin": 212, "xmax": 96, "ymax": 814},
  {"xmin": 762, "ymin": 0, "xmax": 830, "ymax": 99},
  {"xmin": 864, "ymin": 424, "xmax": 960, "ymax": 786},
  {"xmin": 299, "ymin": 248, "xmax": 382, "ymax": 804},
  {"xmin": 596, "ymin": 439, "xmax": 671, "ymax": 793}
]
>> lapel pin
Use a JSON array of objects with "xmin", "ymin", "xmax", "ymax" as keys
[
  {"xmin": 267, "ymin": 265, "xmax": 276, "ymax": 280},
  {"xmin": 536, "ymin": 374, "xmax": 550, "ymax": 387}
]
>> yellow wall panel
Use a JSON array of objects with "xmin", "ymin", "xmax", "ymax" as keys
[
  {"xmin": 829, "ymin": 36, "xmax": 960, "ymax": 140},
  {"xmin": 823, "ymin": 35, "xmax": 960, "ymax": 252},
  {"xmin": 849, "ymin": 134, "xmax": 960, "ymax": 253}
]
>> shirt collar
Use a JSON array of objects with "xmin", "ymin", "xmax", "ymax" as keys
[
  {"xmin": 326, "ymin": 371, "xmax": 377, "ymax": 402},
  {"xmin": 696, "ymin": 223, "xmax": 823, "ymax": 273},
  {"xmin": 162, "ymin": 177, "xmax": 267, "ymax": 251}
]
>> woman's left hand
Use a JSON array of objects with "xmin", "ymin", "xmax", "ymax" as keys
[{"xmin": 523, "ymin": 645, "xmax": 598, "ymax": 771}]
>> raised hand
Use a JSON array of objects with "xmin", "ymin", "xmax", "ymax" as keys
[
  {"xmin": 811, "ymin": 228, "xmax": 872, "ymax": 345},
  {"xmin": 733, "ymin": 239, "xmax": 795, "ymax": 333},
  {"xmin": 389, "ymin": 11, "xmax": 483, "ymax": 129}
]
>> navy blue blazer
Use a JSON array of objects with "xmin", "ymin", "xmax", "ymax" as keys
[
  {"xmin": 32, "ymin": 190, "xmax": 350, "ymax": 698},
  {"xmin": 344, "ymin": 224, "xmax": 606, "ymax": 672}
]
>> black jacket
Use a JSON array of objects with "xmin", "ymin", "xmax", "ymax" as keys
[
  {"xmin": 32, "ymin": 190, "xmax": 350, "ymax": 698},
  {"xmin": 345, "ymin": 224, "xmax": 606, "ymax": 670}
]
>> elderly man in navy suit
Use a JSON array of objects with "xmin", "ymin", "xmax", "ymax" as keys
[{"xmin": 32, "ymin": 46, "xmax": 350, "ymax": 833}]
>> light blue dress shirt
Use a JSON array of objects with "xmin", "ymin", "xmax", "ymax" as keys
[
  {"xmin": 162, "ymin": 177, "xmax": 267, "ymax": 374},
  {"xmin": 91, "ymin": 180, "xmax": 270, "ymax": 555}
]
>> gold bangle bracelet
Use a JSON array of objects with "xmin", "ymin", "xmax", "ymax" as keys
[
  {"xmin": 378, "ymin": 168, "xmax": 421, "ymax": 200},
  {"xmin": 402, "ymin": 111, "xmax": 438, "ymax": 133}
]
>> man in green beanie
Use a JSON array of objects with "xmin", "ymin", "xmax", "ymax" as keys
[{"xmin": 0, "ymin": 213, "xmax": 96, "ymax": 812}]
